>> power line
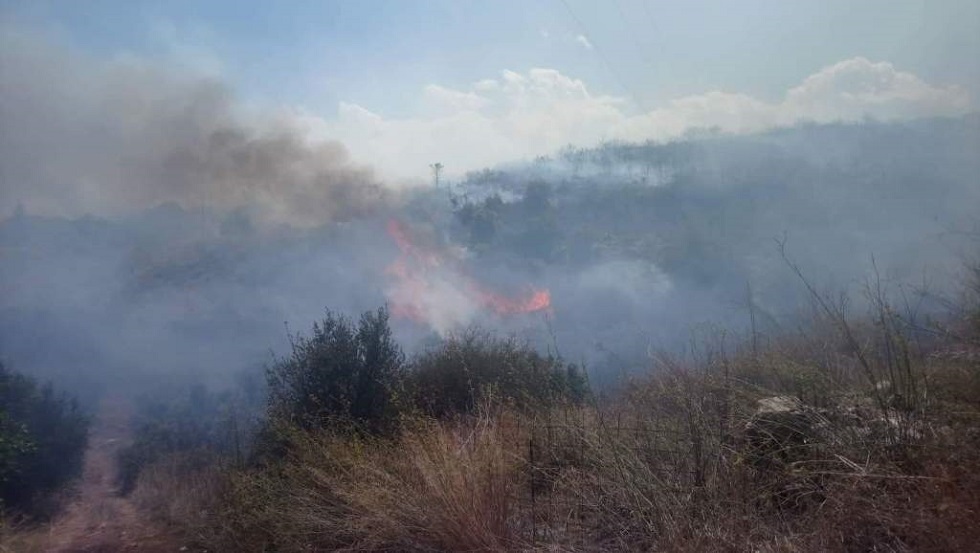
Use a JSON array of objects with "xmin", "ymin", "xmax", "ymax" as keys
[
  {"xmin": 614, "ymin": 0, "xmax": 659, "ymax": 76},
  {"xmin": 557, "ymin": 0, "xmax": 647, "ymax": 113}
]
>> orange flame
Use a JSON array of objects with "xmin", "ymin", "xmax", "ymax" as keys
[
  {"xmin": 477, "ymin": 287, "xmax": 552, "ymax": 315},
  {"xmin": 385, "ymin": 219, "xmax": 551, "ymax": 328}
]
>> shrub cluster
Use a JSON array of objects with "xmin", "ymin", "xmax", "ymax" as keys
[
  {"xmin": 0, "ymin": 361, "xmax": 89, "ymax": 518},
  {"xmin": 118, "ymin": 307, "xmax": 590, "ymax": 500},
  {"xmin": 408, "ymin": 329, "xmax": 588, "ymax": 417},
  {"xmin": 266, "ymin": 307, "xmax": 404, "ymax": 434},
  {"xmin": 118, "ymin": 283, "xmax": 980, "ymax": 552},
  {"xmin": 265, "ymin": 308, "xmax": 587, "ymax": 434}
]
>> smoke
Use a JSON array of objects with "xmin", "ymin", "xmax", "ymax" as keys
[
  {"xmin": 325, "ymin": 60, "xmax": 972, "ymax": 180},
  {"xmin": 385, "ymin": 218, "xmax": 551, "ymax": 335},
  {"xmin": 1, "ymin": 25, "xmax": 978, "ymax": 395},
  {"xmin": 0, "ymin": 26, "xmax": 384, "ymax": 226},
  {"xmin": 445, "ymin": 116, "xmax": 980, "ymax": 373}
]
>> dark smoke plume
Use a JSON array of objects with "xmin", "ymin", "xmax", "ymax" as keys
[{"xmin": 0, "ymin": 26, "xmax": 385, "ymax": 227}]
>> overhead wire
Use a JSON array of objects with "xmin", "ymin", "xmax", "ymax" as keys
[
  {"xmin": 557, "ymin": 0, "xmax": 647, "ymax": 113},
  {"xmin": 614, "ymin": 0, "xmax": 659, "ymax": 78}
]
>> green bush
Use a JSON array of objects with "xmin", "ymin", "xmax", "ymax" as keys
[
  {"xmin": 266, "ymin": 307, "xmax": 405, "ymax": 434},
  {"xmin": 0, "ymin": 361, "xmax": 89, "ymax": 518},
  {"xmin": 407, "ymin": 330, "xmax": 589, "ymax": 417}
]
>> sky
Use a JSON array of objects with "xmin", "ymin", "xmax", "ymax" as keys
[{"xmin": 2, "ymin": 0, "xmax": 979, "ymax": 182}]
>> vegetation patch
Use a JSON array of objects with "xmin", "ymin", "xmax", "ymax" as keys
[{"xmin": 0, "ymin": 362, "xmax": 89, "ymax": 520}]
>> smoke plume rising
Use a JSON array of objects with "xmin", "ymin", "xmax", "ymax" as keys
[
  {"xmin": 1, "ymin": 26, "xmax": 978, "ymax": 395},
  {"xmin": 0, "ymin": 26, "xmax": 384, "ymax": 227}
]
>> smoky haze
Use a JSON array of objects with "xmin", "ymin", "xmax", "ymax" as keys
[
  {"xmin": 0, "ymin": 27, "xmax": 385, "ymax": 227},
  {"xmin": 1, "ymin": 27, "xmax": 978, "ymax": 395}
]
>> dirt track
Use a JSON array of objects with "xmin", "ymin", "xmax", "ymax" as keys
[{"xmin": 25, "ymin": 397, "xmax": 188, "ymax": 553}]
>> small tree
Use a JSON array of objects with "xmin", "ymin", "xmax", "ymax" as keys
[{"xmin": 266, "ymin": 307, "xmax": 404, "ymax": 434}]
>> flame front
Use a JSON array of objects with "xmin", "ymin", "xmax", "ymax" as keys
[
  {"xmin": 384, "ymin": 219, "xmax": 551, "ymax": 331},
  {"xmin": 477, "ymin": 288, "xmax": 552, "ymax": 315}
]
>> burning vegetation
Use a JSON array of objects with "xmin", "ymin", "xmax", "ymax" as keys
[
  {"xmin": 2, "ymin": 5, "xmax": 980, "ymax": 550},
  {"xmin": 385, "ymin": 218, "xmax": 551, "ymax": 333},
  {"xmin": 2, "ymin": 117, "xmax": 979, "ymax": 551}
]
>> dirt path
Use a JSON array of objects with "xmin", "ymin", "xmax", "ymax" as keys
[{"xmin": 25, "ymin": 397, "xmax": 189, "ymax": 553}]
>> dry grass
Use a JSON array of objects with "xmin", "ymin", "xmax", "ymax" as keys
[
  {"xmin": 128, "ymin": 453, "xmax": 227, "ymax": 545},
  {"xmin": 133, "ymin": 376, "xmax": 980, "ymax": 552},
  {"xmin": 337, "ymin": 415, "xmax": 522, "ymax": 552},
  {"xmin": 141, "ymin": 412, "xmax": 526, "ymax": 552},
  {"xmin": 126, "ymin": 287, "xmax": 980, "ymax": 552}
]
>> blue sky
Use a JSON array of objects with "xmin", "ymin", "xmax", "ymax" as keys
[{"xmin": 2, "ymin": 0, "xmax": 978, "ymax": 180}]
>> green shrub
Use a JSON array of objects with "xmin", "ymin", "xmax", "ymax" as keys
[
  {"xmin": 266, "ymin": 306, "xmax": 405, "ymax": 434},
  {"xmin": 407, "ymin": 330, "xmax": 589, "ymax": 417},
  {"xmin": 0, "ymin": 361, "xmax": 89, "ymax": 518}
]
